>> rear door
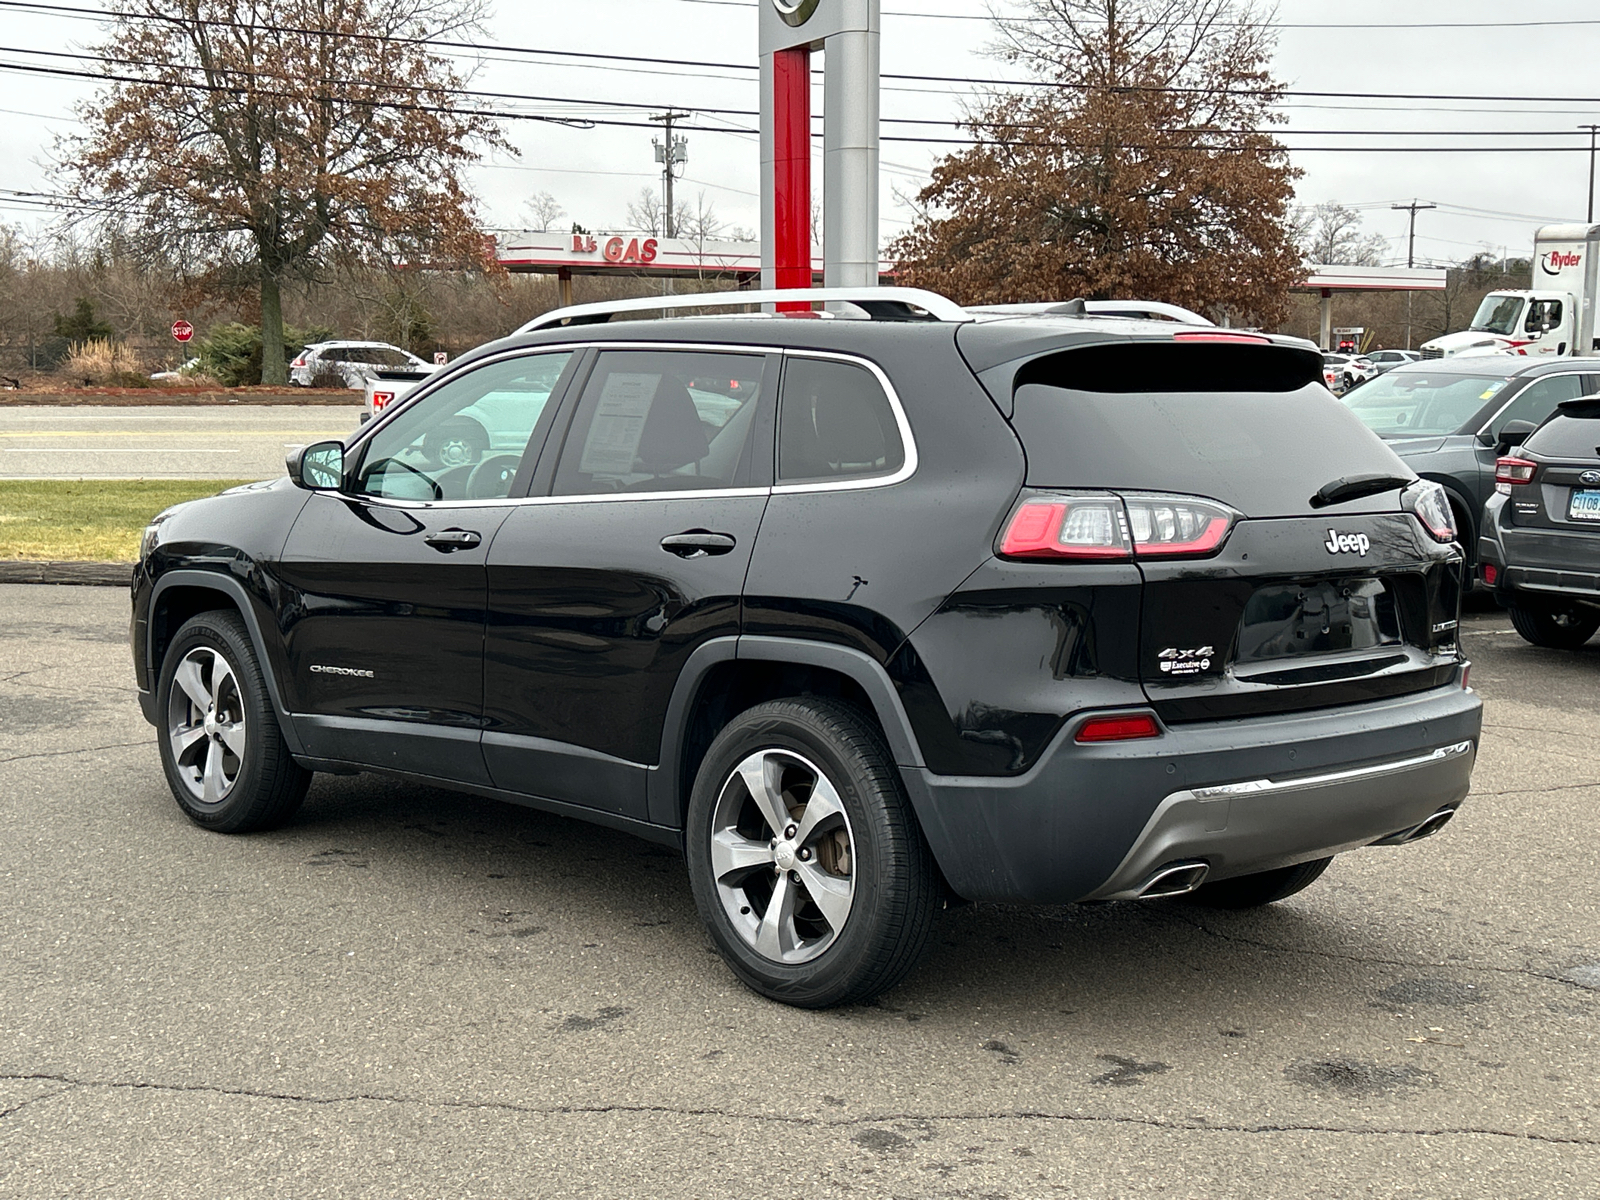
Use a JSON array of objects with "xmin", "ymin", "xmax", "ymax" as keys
[
  {"xmin": 1007, "ymin": 340, "xmax": 1465, "ymax": 724},
  {"xmin": 481, "ymin": 346, "xmax": 774, "ymax": 820}
]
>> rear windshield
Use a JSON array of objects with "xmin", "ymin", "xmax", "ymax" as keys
[
  {"xmin": 1343, "ymin": 371, "xmax": 1511, "ymax": 436},
  {"xmin": 1012, "ymin": 381, "xmax": 1410, "ymax": 518},
  {"xmin": 1525, "ymin": 410, "xmax": 1600, "ymax": 461}
]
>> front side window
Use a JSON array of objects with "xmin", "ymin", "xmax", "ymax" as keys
[
  {"xmin": 1486, "ymin": 374, "xmax": 1590, "ymax": 437},
  {"xmin": 353, "ymin": 351, "xmax": 573, "ymax": 502},
  {"xmin": 778, "ymin": 357, "xmax": 906, "ymax": 483},
  {"xmin": 1526, "ymin": 299, "xmax": 1564, "ymax": 333},
  {"xmin": 553, "ymin": 350, "xmax": 766, "ymax": 495}
]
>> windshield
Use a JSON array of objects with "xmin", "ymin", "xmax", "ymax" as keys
[
  {"xmin": 1342, "ymin": 371, "xmax": 1511, "ymax": 436},
  {"xmin": 1470, "ymin": 295, "xmax": 1525, "ymax": 336}
]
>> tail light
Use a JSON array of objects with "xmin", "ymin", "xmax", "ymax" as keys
[
  {"xmin": 371, "ymin": 391, "xmax": 395, "ymax": 412},
  {"xmin": 291, "ymin": 356, "xmax": 306, "ymax": 368},
  {"xmin": 1076, "ymin": 713, "xmax": 1161, "ymax": 743},
  {"xmin": 1495, "ymin": 457, "xmax": 1537, "ymax": 486},
  {"xmin": 1401, "ymin": 479, "xmax": 1456, "ymax": 543},
  {"xmin": 998, "ymin": 492, "xmax": 1237, "ymax": 561}
]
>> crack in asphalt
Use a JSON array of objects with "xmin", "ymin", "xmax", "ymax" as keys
[
  {"xmin": 0, "ymin": 739, "xmax": 154, "ymax": 765},
  {"xmin": 1472, "ymin": 779, "xmax": 1600, "ymax": 798},
  {"xmin": 0, "ymin": 1072, "xmax": 1594, "ymax": 1147},
  {"xmin": 1140, "ymin": 908, "xmax": 1591, "ymax": 992},
  {"xmin": 0, "ymin": 1084, "xmax": 76, "ymax": 1121}
]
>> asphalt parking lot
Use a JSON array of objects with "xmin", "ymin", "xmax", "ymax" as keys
[
  {"xmin": 0, "ymin": 406, "xmax": 365, "ymax": 479},
  {"xmin": 1, "ymin": 585, "xmax": 1597, "ymax": 1198}
]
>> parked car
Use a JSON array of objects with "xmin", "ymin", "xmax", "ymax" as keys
[
  {"xmin": 1341, "ymin": 356, "xmax": 1600, "ymax": 578},
  {"xmin": 1478, "ymin": 394, "xmax": 1600, "ymax": 648},
  {"xmin": 1365, "ymin": 349, "xmax": 1422, "ymax": 375},
  {"xmin": 363, "ymin": 365, "xmax": 441, "ymax": 422},
  {"xmin": 1322, "ymin": 352, "xmax": 1379, "ymax": 392},
  {"xmin": 131, "ymin": 287, "xmax": 1480, "ymax": 1008},
  {"xmin": 290, "ymin": 341, "xmax": 430, "ymax": 389}
]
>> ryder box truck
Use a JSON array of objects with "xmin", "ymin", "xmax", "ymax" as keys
[{"xmin": 1422, "ymin": 224, "xmax": 1600, "ymax": 360}]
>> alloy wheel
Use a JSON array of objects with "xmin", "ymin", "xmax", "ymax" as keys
[
  {"xmin": 166, "ymin": 646, "xmax": 247, "ymax": 805},
  {"xmin": 710, "ymin": 748, "xmax": 857, "ymax": 965}
]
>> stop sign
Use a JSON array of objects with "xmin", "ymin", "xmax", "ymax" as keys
[{"xmin": 171, "ymin": 320, "xmax": 194, "ymax": 343}]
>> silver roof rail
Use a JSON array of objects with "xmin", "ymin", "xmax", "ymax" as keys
[
  {"xmin": 516, "ymin": 286, "xmax": 970, "ymax": 333},
  {"xmin": 968, "ymin": 299, "xmax": 1215, "ymax": 326}
]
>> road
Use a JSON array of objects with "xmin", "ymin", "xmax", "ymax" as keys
[
  {"xmin": 1, "ymin": 585, "xmax": 1596, "ymax": 1198},
  {"xmin": 0, "ymin": 405, "xmax": 365, "ymax": 479}
]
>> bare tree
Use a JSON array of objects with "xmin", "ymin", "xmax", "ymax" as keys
[
  {"xmin": 893, "ymin": 0, "xmax": 1302, "ymax": 325},
  {"xmin": 523, "ymin": 191, "xmax": 565, "ymax": 233},
  {"xmin": 60, "ymin": 0, "xmax": 509, "ymax": 384},
  {"xmin": 1296, "ymin": 202, "xmax": 1389, "ymax": 266}
]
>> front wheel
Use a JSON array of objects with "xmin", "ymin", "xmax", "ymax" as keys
[
  {"xmin": 1507, "ymin": 601, "xmax": 1600, "ymax": 649},
  {"xmin": 1183, "ymin": 857, "xmax": 1332, "ymax": 909},
  {"xmin": 685, "ymin": 699, "xmax": 937, "ymax": 1008},
  {"xmin": 157, "ymin": 611, "xmax": 311, "ymax": 833}
]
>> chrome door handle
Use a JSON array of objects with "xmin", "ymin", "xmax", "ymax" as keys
[
  {"xmin": 660, "ymin": 530, "xmax": 736, "ymax": 558},
  {"xmin": 424, "ymin": 528, "xmax": 482, "ymax": 552}
]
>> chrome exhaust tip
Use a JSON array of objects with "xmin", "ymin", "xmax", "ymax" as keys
[
  {"xmin": 1373, "ymin": 807, "xmax": 1458, "ymax": 846},
  {"xmin": 1407, "ymin": 807, "xmax": 1456, "ymax": 842},
  {"xmin": 1135, "ymin": 860, "xmax": 1211, "ymax": 899}
]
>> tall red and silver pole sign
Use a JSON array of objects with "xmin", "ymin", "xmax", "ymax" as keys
[{"xmin": 760, "ymin": 0, "xmax": 881, "ymax": 293}]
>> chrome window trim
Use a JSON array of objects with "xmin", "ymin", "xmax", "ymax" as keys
[
  {"xmin": 339, "ymin": 340, "xmax": 918, "ymax": 510},
  {"xmin": 1473, "ymin": 370, "xmax": 1595, "ymax": 437},
  {"xmin": 771, "ymin": 349, "xmax": 919, "ymax": 494}
]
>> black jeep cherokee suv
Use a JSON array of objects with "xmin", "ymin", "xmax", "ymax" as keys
[{"xmin": 131, "ymin": 289, "xmax": 1482, "ymax": 1007}]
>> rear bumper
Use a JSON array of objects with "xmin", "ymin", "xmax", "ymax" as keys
[
  {"xmin": 1479, "ymin": 526, "xmax": 1600, "ymax": 608},
  {"xmin": 901, "ymin": 680, "xmax": 1482, "ymax": 905}
]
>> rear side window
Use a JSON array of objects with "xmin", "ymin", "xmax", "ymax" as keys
[
  {"xmin": 778, "ymin": 357, "xmax": 905, "ymax": 483},
  {"xmin": 553, "ymin": 350, "xmax": 766, "ymax": 495},
  {"xmin": 1485, "ymin": 374, "xmax": 1591, "ymax": 437}
]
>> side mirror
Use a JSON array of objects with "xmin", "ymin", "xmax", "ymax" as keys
[
  {"xmin": 287, "ymin": 440, "xmax": 345, "ymax": 491},
  {"xmin": 1494, "ymin": 419, "xmax": 1538, "ymax": 455}
]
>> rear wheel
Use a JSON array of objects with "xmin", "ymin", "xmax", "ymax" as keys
[
  {"xmin": 157, "ymin": 611, "xmax": 311, "ymax": 833},
  {"xmin": 1183, "ymin": 857, "xmax": 1332, "ymax": 909},
  {"xmin": 1507, "ymin": 601, "xmax": 1600, "ymax": 649},
  {"xmin": 685, "ymin": 699, "xmax": 937, "ymax": 1008}
]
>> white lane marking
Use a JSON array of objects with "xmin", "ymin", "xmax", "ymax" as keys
[{"xmin": 2, "ymin": 448, "xmax": 243, "ymax": 453}]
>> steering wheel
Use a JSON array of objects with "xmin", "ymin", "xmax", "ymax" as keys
[{"xmin": 466, "ymin": 453, "xmax": 522, "ymax": 500}]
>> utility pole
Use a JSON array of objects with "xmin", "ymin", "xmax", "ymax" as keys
[
  {"xmin": 1582, "ymin": 124, "xmax": 1600, "ymax": 223},
  {"xmin": 651, "ymin": 111, "xmax": 689, "ymax": 239},
  {"xmin": 1393, "ymin": 200, "xmax": 1437, "ymax": 350}
]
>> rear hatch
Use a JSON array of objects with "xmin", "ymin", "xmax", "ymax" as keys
[
  {"xmin": 1495, "ymin": 399, "xmax": 1600, "ymax": 575},
  {"xmin": 999, "ymin": 339, "xmax": 1465, "ymax": 722}
]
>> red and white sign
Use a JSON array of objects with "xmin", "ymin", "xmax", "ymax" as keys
[{"xmin": 171, "ymin": 320, "xmax": 194, "ymax": 343}]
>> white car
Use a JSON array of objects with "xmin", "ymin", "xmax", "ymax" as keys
[
  {"xmin": 1363, "ymin": 349, "xmax": 1421, "ymax": 375},
  {"xmin": 1322, "ymin": 353, "xmax": 1378, "ymax": 392},
  {"xmin": 290, "ymin": 341, "xmax": 430, "ymax": 389},
  {"xmin": 149, "ymin": 357, "xmax": 201, "ymax": 382}
]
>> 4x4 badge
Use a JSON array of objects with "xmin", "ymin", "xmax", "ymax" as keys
[
  {"xmin": 1324, "ymin": 529, "xmax": 1371, "ymax": 556},
  {"xmin": 1158, "ymin": 646, "xmax": 1215, "ymax": 675}
]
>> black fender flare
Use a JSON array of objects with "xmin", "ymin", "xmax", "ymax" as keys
[
  {"xmin": 646, "ymin": 633, "xmax": 929, "ymax": 828},
  {"xmin": 146, "ymin": 569, "xmax": 306, "ymax": 756}
]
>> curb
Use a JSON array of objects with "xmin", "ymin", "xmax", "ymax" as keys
[{"xmin": 0, "ymin": 561, "xmax": 134, "ymax": 586}]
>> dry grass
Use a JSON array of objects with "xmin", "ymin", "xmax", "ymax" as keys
[
  {"xmin": 0, "ymin": 480, "xmax": 251, "ymax": 561},
  {"xmin": 62, "ymin": 339, "xmax": 149, "ymax": 387}
]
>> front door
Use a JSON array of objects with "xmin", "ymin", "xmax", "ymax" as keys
[
  {"xmin": 278, "ymin": 349, "xmax": 578, "ymax": 782},
  {"xmin": 482, "ymin": 347, "xmax": 775, "ymax": 819}
]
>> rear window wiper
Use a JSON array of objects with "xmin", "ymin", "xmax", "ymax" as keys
[{"xmin": 1309, "ymin": 473, "xmax": 1413, "ymax": 509}]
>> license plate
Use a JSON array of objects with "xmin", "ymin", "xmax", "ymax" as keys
[{"xmin": 1570, "ymin": 489, "xmax": 1600, "ymax": 521}]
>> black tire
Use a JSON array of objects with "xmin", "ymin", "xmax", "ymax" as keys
[
  {"xmin": 156, "ymin": 610, "xmax": 311, "ymax": 833},
  {"xmin": 1183, "ymin": 856, "xmax": 1332, "ymax": 909},
  {"xmin": 423, "ymin": 417, "xmax": 488, "ymax": 470},
  {"xmin": 1342, "ymin": 373, "xmax": 1355, "ymax": 391},
  {"xmin": 685, "ymin": 698, "xmax": 938, "ymax": 1008},
  {"xmin": 1507, "ymin": 601, "xmax": 1600, "ymax": 649}
]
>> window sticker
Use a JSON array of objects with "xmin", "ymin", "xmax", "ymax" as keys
[
  {"xmin": 1479, "ymin": 383, "xmax": 1507, "ymax": 400},
  {"xmin": 579, "ymin": 372, "xmax": 661, "ymax": 474}
]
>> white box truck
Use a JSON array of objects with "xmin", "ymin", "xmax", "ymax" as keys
[{"xmin": 1421, "ymin": 224, "xmax": 1600, "ymax": 359}]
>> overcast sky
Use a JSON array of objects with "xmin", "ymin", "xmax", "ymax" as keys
[{"xmin": 4, "ymin": 0, "xmax": 1600, "ymax": 269}]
